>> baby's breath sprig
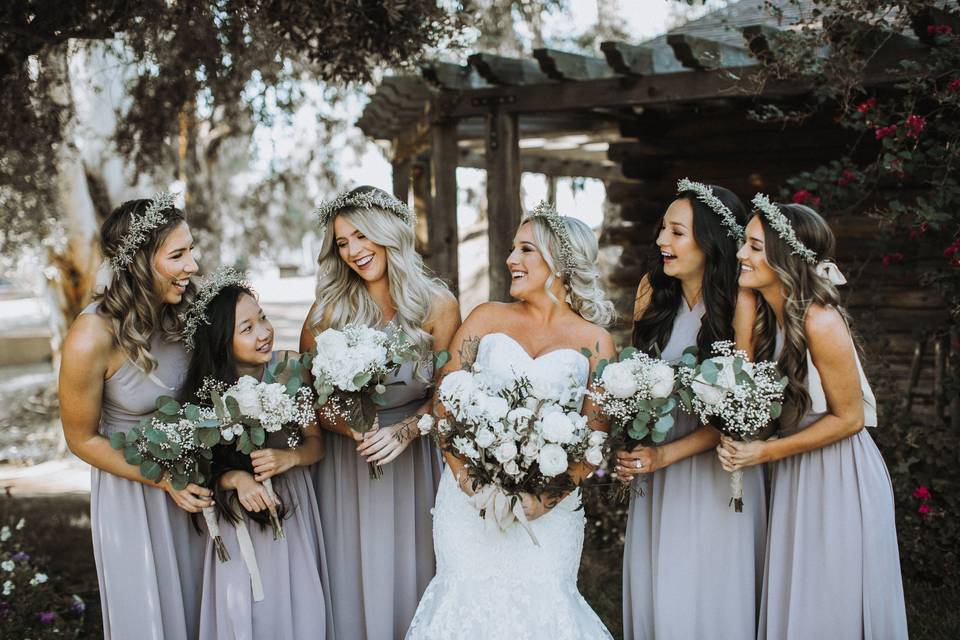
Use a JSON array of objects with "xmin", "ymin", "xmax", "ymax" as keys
[
  {"xmin": 314, "ymin": 188, "xmax": 415, "ymax": 236},
  {"xmin": 180, "ymin": 267, "xmax": 252, "ymax": 351},
  {"xmin": 752, "ymin": 193, "xmax": 818, "ymax": 264},
  {"xmin": 110, "ymin": 192, "xmax": 179, "ymax": 270},
  {"xmin": 528, "ymin": 201, "xmax": 577, "ymax": 276},
  {"xmin": 677, "ymin": 178, "xmax": 744, "ymax": 240}
]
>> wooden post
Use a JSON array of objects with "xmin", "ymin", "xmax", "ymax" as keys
[
  {"xmin": 392, "ymin": 158, "xmax": 412, "ymax": 204},
  {"xmin": 429, "ymin": 122, "xmax": 460, "ymax": 294},
  {"xmin": 485, "ymin": 108, "xmax": 521, "ymax": 302},
  {"xmin": 546, "ymin": 176, "xmax": 558, "ymax": 204},
  {"xmin": 411, "ymin": 158, "xmax": 431, "ymax": 255}
]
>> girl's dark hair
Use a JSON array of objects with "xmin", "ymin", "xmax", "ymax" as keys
[
  {"xmin": 182, "ymin": 284, "xmax": 287, "ymax": 529},
  {"xmin": 632, "ymin": 186, "xmax": 747, "ymax": 358}
]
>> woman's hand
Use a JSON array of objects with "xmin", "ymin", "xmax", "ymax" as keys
[
  {"xmin": 250, "ymin": 448, "xmax": 299, "ymax": 482},
  {"xmin": 717, "ymin": 435, "xmax": 767, "ymax": 472},
  {"xmin": 160, "ymin": 477, "xmax": 214, "ymax": 513},
  {"xmin": 520, "ymin": 493, "xmax": 550, "ymax": 521},
  {"xmin": 233, "ymin": 471, "xmax": 276, "ymax": 514},
  {"xmin": 346, "ymin": 415, "xmax": 378, "ymax": 443},
  {"xmin": 356, "ymin": 415, "xmax": 419, "ymax": 465},
  {"xmin": 614, "ymin": 445, "xmax": 666, "ymax": 483}
]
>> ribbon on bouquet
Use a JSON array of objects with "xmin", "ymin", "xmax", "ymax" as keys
[
  {"xmin": 468, "ymin": 485, "xmax": 540, "ymax": 546},
  {"xmin": 229, "ymin": 496, "xmax": 265, "ymax": 602}
]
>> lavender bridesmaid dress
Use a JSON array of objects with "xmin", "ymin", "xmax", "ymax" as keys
[
  {"xmin": 759, "ymin": 329, "xmax": 908, "ymax": 639},
  {"xmin": 84, "ymin": 303, "xmax": 205, "ymax": 640},
  {"xmin": 312, "ymin": 326, "xmax": 443, "ymax": 639},
  {"xmin": 198, "ymin": 351, "xmax": 334, "ymax": 639},
  {"xmin": 623, "ymin": 299, "xmax": 767, "ymax": 639}
]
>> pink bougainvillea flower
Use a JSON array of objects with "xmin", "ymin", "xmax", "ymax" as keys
[
  {"xmin": 792, "ymin": 189, "xmax": 821, "ymax": 207},
  {"xmin": 838, "ymin": 169, "xmax": 858, "ymax": 186},
  {"xmin": 949, "ymin": 78, "xmax": 960, "ymax": 93},
  {"xmin": 881, "ymin": 252, "xmax": 905, "ymax": 267},
  {"xmin": 918, "ymin": 503, "xmax": 931, "ymax": 516},
  {"xmin": 913, "ymin": 485, "xmax": 931, "ymax": 500},
  {"xmin": 905, "ymin": 114, "xmax": 926, "ymax": 139},
  {"xmin": 856, "ymin": 97, "xmax": 877, "ymax": 113},
  {"xmin": 927, "ymin": 24, "xmax": 953, "ymax": 36},
  {"xmin": 875, "ymin": 124, "xmax": 898, "ymax": 140}
]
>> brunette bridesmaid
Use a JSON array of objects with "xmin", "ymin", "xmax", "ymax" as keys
[
  {"xmin": 617, "ymin": 179, "xmax": 766, "ymax": 640},
  {"xmin": 59, "ymin": 195, "xmax": 208, "ymax": 639}
]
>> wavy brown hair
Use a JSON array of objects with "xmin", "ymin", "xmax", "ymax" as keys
[
  {"xmin": 751, "ymin": 203, "xmax": 858, "ymax": 429},
  {"xmin": 94, "ymin": 198, "xmax": 196, "ymax": 373}
]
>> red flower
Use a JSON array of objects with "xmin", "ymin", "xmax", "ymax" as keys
[
  {"xmin": 905, "ymin": 114, "xmax": 926, "ymax": 139},
  {"xmin": 949, "ymin": 78, "xmax": 960, "ymax": 93},
  {"xmin": 838, "ymin": 169, "xmax": 858, "ymax": 186},
  {"xmin": 927, "ymin": 24, "xmax": 953, "ymax": 36},
  {"xmin": 945, "ymin": 244, "xmax": 959, "ymax": 258},
  {"xmin": 875, "ymin": 124, "xmax": 898, "ymax": 140},
  {"xmin": 918, "ymin": 503, "xmax": 931, "ymax": 516},
  {"xmin": 856, "ymin": 97, "xmax": 877, "ymax": 113},
  {"xmin": 882, "ymin": 252, "xmax": 904, "ymax": 267},
  {"xmin": 920, "ymin": 222, "xmax": 930, "ymax": 233},
  {"xmin": 913, "ymin": 485, "xmax": 931, "ymax": 501},
  {"xmin": 792, "ymin": 189, "xmax": 821, "ymax": 207}
]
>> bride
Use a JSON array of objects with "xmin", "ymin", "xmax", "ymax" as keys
[{"xmin": 406, "ymin": 203, "xmax": 617, "ymax": 639}]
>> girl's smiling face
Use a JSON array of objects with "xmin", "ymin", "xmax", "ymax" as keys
[{"xmin": 232, "ymin": 293, "xmax": 274, "ymax": 367}]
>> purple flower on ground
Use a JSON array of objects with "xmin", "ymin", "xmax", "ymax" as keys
[
  {"xmin": 10, "ymin": 552, "xmax": 29, "ymax": 563},
  {"xmin": 0, "ymin": 601, "xmax": 10, "ymax": 613},
  {"xmin": 70, "ymin": 595, "xmax": 85, "ymax": 614},
  {"xmin": 594, "ymin": 468, "xmax": 606, "ymax": 478},
  {"xmin": 38, "ymin": 610, "xmax": 57, "ymax": 624}
]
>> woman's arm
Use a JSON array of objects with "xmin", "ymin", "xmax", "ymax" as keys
[
  {"xmin": 733, "ymin": 287, "xmax": 758, "ymax": 359},
  {"xmin": 718, "ymin": 305, "xmax": 866, "ymax": 470},
  {"xmin": 361, "ymin": 290, "xmax": 462, "ymax": 465},
  {"xmin": 59, "ymin": 314, "xmax": 212, "ymax": 512},
  {"xmin": 220, "ymin": 470, "xmax": 276, "ymax": 513}
]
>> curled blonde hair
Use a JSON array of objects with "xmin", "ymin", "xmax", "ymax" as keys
[
  {"xmin": 522, "ymin": 215, "xmax": 616, "ymax": 327},
  {"xmin": 96, "ymin": 198, "xmax": 196, "ymax": 373},
  {"xmin": 308, "ymin": 188, "xmax": 448, "ymax": 357}
]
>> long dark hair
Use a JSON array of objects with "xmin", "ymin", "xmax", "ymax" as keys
[
  {"xmin": 182, "ymin": 284, "xmax": 287, "ymax": 529},
  {"xmin": 632, "ymin": 186, "xmax": 747, "ymax": 358}
]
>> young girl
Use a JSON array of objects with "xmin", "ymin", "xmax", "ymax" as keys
[
  {"xmin": 617, "ymin": 179, "xmax": 765, "ymax": 639},
  {"xmin": 720, "ymin": 196, "xmax": 908, "ymax": 639},
  {"xmin": 59, "ymin": 195, "xmax": 208, "ymax": 639},
  {"xmin": 300, "ymin": 185, "xmax": 460, "ymax": 639},
  {"xmin": 182, "ymin": 268, "xmax": 333, "ymax": 639}
]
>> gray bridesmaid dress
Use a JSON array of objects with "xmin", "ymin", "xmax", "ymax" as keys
[
  {"xmin": 84, "ymin": 303, "xmax": 205, "ymax": 640},
  {"xmin": 622, "ymin": 299, "xmax": 767, "ymax": 640},
  {"xmin": 312, "ymin": 327, "xmax": 443, "ymax": 640},
  {"xmin": 198, "ymin": 351, "xmax": 335, "ymax": 639},
  {"xmin": 759, "ymin": 329, "xmax": 908, "ymax": 639}
]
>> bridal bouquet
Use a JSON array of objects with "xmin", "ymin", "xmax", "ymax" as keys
[
  {"xmin": 419, "ymin": 363, "xmax": 605, "ymax": 543},
  {"xmin": 202, "ymin": 358, "xmax": 315, "ymax": 540},
  {"xmin": 677, "ymin": 341, "xmax": 787, "ymax": 511},
  {"xmin": 306, "ymin": 324, "xmax": 419, "ymax": 479},
  {"xmin": 109, "ymin": 395, "xmax": 224, "ymax": 556}
]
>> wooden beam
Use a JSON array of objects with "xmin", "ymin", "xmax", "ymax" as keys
[
  {"xmin": 458, "ymin": 149, "xmax": 623, "ymax": 181},
  {"xmin": 484, "ymin": 108, "xmax": 522, "ymax": 301},
  {"xmin": 421, "ymin": 61, "xmax": 489, "ymax": 90},
  {"xmin": 468, "ymin": 53, "xmax": 553, "ymax": 86},
  {"xmin": 601, "ymin": 41, "xmax": 655, "ymax": 76},
  {"xmin": 666, "ymin": 33, "xmax": 756, "ymax": 70},
  {"xmin": 429, "ymin": 123, "xmax": 460, "ymax": 293},
  {"xmin": 533, "ymin": 48, "xmax": 614, "ymax": 81}
]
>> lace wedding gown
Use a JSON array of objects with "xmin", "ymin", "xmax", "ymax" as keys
[{"xmin": 406, "ymin": 333, "xmax": 613, "ymax": 640}]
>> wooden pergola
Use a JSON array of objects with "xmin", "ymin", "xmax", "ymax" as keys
[{"xmin": 355, "ymin": 1, "xmax": 957, "ymax": 415}]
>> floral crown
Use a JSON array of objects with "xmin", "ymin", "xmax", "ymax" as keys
[
  {"xmin": 110, "ymin": 192, "xmax": 179, "ymax": 271},
  {"xmin": 314, "ymin": 188, "xmax": 415, "ymax": 241},
  {"xmin": 527, "ymin": 201, "xmax": 577, "ymax": 275},
  {"xmin": 180, "ymin": 267, "xmax": 252, "ymax": 351},
  {"xmin": 677, "ymin": 178, "xmax": 744, "ymax": 240},
  {"xmin": 752, "ymin": 193, "xmax": 817, "ymax": 264}
]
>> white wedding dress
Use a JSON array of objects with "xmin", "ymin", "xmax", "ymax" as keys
[{"xmin": 406, "ymin": 333, "xmax": 613, "ymax": 640}]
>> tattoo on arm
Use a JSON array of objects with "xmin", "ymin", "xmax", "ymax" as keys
[
  {"xmin": 459, "ymin": 336, "xmax": 481, "ymax": 368},
  {"xmin": 394, "ymin": 416, "xmax": 418, "ymax": 444}
]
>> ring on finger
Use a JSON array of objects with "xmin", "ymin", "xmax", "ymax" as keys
[{"xmin": 635, "ymin": 459, "xmax": 642, "ymax": 469}]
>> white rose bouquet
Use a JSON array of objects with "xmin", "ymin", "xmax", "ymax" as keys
[
  {"xmin": 676, "ymin": 341, "xmax": 787, "ymax": 511},
  {"xmin": 203, "ymin": 356, "xmax": 315, "ymax": 539},
  {"xmin": 420, "ymin": 361, "xmax": 604, "ymax": 544},
  {"xmin": 305, "ymin": 324, "xmax": 419, "ymax": 479}
]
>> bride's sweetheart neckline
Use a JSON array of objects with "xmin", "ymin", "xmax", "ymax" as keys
[{"xmin": 481, "ymin": 332, "xmax": 589, "ymax": 365}]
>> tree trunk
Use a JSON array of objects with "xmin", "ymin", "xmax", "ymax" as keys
[{"xmin": 43, "ymin": 43, "xmax": 100, "ymax": 369}]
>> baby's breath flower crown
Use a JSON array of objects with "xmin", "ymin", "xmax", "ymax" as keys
[
  {"xmin": 527, "ymin": 201, "xmax": 577, "ymax": 276},
  {"xmin": 314, "ymin": 188, "xmax": 415, "ymax": 242},
  {"xmin": 110, "ymin": 192, "xmax": 179, "ymax": 271},
  {"xmin": 180, "ymin": 267, "xmax": 252, "ymax": 351},
  {"xmin": 752, "ymin": 193, "xmax": 817, "ymax": 264},
  {"xmin": 677, "ymin": 178, "xmax": 744, "ymax": 240}
]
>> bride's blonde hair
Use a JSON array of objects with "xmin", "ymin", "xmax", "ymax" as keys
[{"xmin": 308, "ymin": 186, "xmax": 447, "ymax": 357}]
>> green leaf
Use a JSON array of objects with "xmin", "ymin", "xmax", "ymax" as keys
[
  {"xmin": 353, "ymin": 372, "xmax": 372, "ymax": 388},
  {"xmin": 170, "ymin": 475, "xmax": 188, "ymax": 491},
  {"xmin": 286, "ymin": 376, "xmax": 301, "ymax": 396},
  {"xmin": 140, "ymin": 460, "xmax": 163, "ymax": 482},
  {"xmin": 198, "ymin": 428, "xmax": 221, "ymax": 448},
  {"xmin": 123, "ymin": 447, "xmax": 143, "ymax": 465},
  {"xmin": 633, "ymin": 413, "xmax": 650, "ymax": 429},
  {"xmin": 628, "ymin": 423, "xmax": 649, "ymax": 442},
  {"xmin": 145, "ymin": 428, "xmax": 166, "ymax": 444},
  {"xmin": 156, "ymin": 396, "xmax": 180, "ymax": 416},
  {"xmin": 125, "ymin": 428, "xmax": 141, "ymax": 445},
  {"xmin": 651, "ymin": 430, "xmax": 667, "ymax": 444},
  {"xmin": 654, "ymin": 414, "xmax": 674, "ymax": 433},
  {"xmin": 435, "ymin": 350, "xmax": 451, "ymax": 369},
  {"xmin": 238, "ymin": 431, "xmax": 252, "ymax": 455},
  {"xmin": 109, "ymin": 432, "xmax": 126, "ymax": 450},
  {"xmin": 371, "ymin": 392, "xmax": 387, "ymax": 406},
  {"xmin": 680, "ymin": 352, "xmax": 698, "ymax": 367},
  {"xmin": 250, "ymin": 426, "xmax": 266, "ymax": 447},
  {"xmin": 212, "ymin": 390, "xmax": 226, "ymax": 419},
  {"xmin": 595, "ymin": 359, "xmax": 608, "ymax": 379},
  {"xmin": 183, "ymin": 404, "xmax": 200, "ymax": 421},
  {"xmin": 618, "ymin": 347, "xmax": 637, "ymax": 362},
  {"xmin": 661, "ymin": 397, "xmax": 677, "ymax": 414},
  {"xmin": 580, "ymin": 347, "xmax": 593, "ymax": 359},
  {"xmin": 678, "ymin": 389, "xmax": 693, "ymax": 414},
  {"xmin": 225, "ymin": 395, "xmax": 242, "ymax": 421},
  {"xmin": 770, "ymin": 402, "xmax": 782, "ymax": 419}
]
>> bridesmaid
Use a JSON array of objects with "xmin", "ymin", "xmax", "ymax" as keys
[
  {"xmin": 181, "ymin": 269, "xmax": 334, "ymax": 640},
  {"xmin": 616, "ymin": 179, "xmax": 765, "ymax": 639},
  {"xmin": 59, "ymin": 195, "xmax": 208, "ymax": 639},
  {"xmin": 719, "ymin": 196, "xmax": 908, "ymax": 639},
  {"xmin": 300, "ymin": 185, "xmax": 461, "ymax": 639}
]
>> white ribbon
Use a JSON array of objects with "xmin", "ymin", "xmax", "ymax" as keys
[
  {"xmin": 231, "ymin": 498, "xmax": 265, "ymax": 602},
  {"xmin": 468, "ymin": 485, "xmax": 540, "ymax": 546},
  {"xmin": 815, "ymin": 260, "xmax": 847, "ymax": 285}
]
